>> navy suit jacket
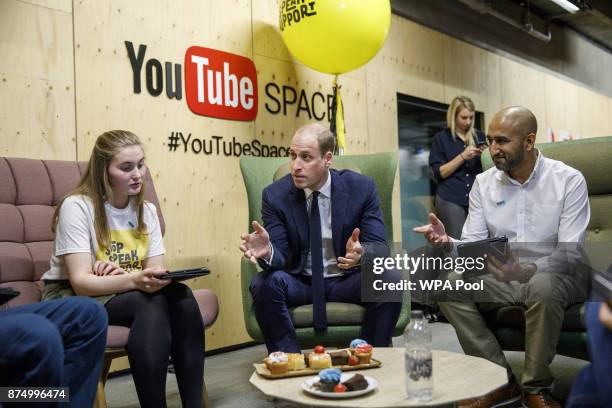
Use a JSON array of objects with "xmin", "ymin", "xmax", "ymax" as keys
[{"xmin": 258, "ymin": 169, "xmax": 389, "ymax": 275}]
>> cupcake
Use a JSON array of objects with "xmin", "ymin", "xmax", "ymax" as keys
[
  {"xmin": 318, "ymin": 368, "xmax": 342, "ymax": 392},
  {"xmin": 349, "ymin": 338, "xmax": 367, "ymax": 353},
  {"xmin": 308, "ymin": 352, "xmax": 332, "ymax": 369},
  {"xmin": 354, "ymin": 343, "xmax": 373, "ymax": 364},
  {"xmin": 264, "ymin": 351, "xmax": 288, "ymax": 375},
  {"xmin": 287, "ymin": 353, "xmax": 306, "ymax": 371}
]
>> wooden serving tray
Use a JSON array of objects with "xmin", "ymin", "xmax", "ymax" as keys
[{"xmin": 254, "ymin": 358, "xmax": 382, "ymax": 379}]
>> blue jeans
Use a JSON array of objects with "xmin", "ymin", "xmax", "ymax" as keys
[
  {"xmin": 566, "ymin": 301, "xmax": 612, "ymax": 407},
  {"xmin": 0, "ymin": 297, "xmax": 107, "ymax": 408}
]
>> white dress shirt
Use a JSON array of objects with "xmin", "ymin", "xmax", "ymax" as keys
[{"xmin": 454, "ymin": 150, "xmax": 590, "ymax": 273}]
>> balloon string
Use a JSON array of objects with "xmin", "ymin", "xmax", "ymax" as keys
[{"xmin": 330, "ymin": 75, "xmax": 346, "ymax": 155}]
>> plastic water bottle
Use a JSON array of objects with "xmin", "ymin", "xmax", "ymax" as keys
[{"xmin": 404, "ymin": 310, "xmax": 433, "ymax": 401}]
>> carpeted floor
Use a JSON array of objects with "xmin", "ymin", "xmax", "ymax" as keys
[{"xmin": 104, "ymin": 322, "xmax": 588, "ymax": 407}]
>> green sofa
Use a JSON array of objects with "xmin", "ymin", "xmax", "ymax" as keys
[
  {"xmin": 239, "ymin": 152, "xmax": 410, "ymax": 347},
  {"xmin": 480, "ymin": 136, "xmax": 612, "ymax": 360}
]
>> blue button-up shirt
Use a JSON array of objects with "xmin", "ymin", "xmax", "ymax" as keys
[{"xmin": 429, "ymin": 128, "xmax": 484, "ymax": 207}]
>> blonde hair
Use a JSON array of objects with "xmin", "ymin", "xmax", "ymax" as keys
[
  {"xmin": 52, "ymin": 130, "xmax": 148, "ymax": 250},
  {"xmin": 447, "ymin": 96, "xmax": 477, "ymax": 146}
]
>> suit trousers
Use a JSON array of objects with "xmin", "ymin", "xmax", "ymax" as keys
[
  {"xmin": 0, "ymin": 297, "xmax": 107, "ymax": 408},
  {"xmin": 439, "ymin": 271, "xmax": 586, "ymax": 393},
  {"xmin": 250, "ymin": 270, "xmax": 402, "ymax": 353}
]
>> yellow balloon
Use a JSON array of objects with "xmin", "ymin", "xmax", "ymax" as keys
[{"xmin": 279, "ymin": 0, "xmax": 391, "ymax": 75}]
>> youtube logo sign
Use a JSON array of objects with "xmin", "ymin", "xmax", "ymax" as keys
[
  {"xmin": 185, "ymin": 46, "xmax": 258, "ymax": 121},
  {"xmin": 126, "ymin": 41, "xmax": 258, "ymax": 121}
]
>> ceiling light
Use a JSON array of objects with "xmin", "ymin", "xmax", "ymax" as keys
[{"xmin": 549, "ymin": 0, "xmax": 580, "ymax": 13}]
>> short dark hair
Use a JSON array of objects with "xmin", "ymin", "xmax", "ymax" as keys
[{"xmin": 295, "ymin": 123, "xmax": 335, "ymax": 156}]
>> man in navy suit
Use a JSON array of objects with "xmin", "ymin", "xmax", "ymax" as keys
[{"xmin": 240, "ymin": 123, "xmax": 401, "ymax": 353}]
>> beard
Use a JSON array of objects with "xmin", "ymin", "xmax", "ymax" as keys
[{"xmin": 493, "ymin": 148, "xmax": 524, "ymax": 172}]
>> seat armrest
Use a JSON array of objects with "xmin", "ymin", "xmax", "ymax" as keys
[{"xmin": 241, "ymin": 257, "xmax": 264, "ymax": 341}]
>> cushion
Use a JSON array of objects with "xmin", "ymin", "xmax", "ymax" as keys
[
  {"xmin": 0, "ymin": 204, "xmax": 24, "ymax": 242},
  {"xmin": 43, "ymin": 160, "xmax": 82, "ymax": 205},
  {"xmin": 19, "ymin": 205, "xmax": 55, "ymax": 242},
  {"xmin": 106, "ymin": 325, "xmax": 130, "ymax": 348},
  {"xmin": 26, "ymin": 242, "xmax": 54, "ymax": 280},
  {"xmin": 193, "ymin": 288, "xmax": 219, "ymax": 327},
  {"xmin": 0, "ymin": 243, "xmax": 35, "ymax": 283},
  {"xmin": 290, "ymin": 302, "xmax": 365, "ymax": 328},
  {"xmin": 0, "ymin": 281, "xmax": 41, "ymax": 309},
  {"xmin": 8, "ymin": 158, "xmax": 53, "ymax": 206},
  {"xmin": 0, "ymin": 158, "xmax": 16, "ymax": 204}
]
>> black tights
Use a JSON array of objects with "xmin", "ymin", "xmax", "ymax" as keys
[{"xmin": 105, "ymin": 282, "xmax": 205, "ymax": 408}]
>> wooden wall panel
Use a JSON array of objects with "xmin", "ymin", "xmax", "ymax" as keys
[
  {"xmin": 0, "ymin": 0, "xmax": 75, "ymax": 160},
  {"xmin": 544, "ymin": 75, "xmax": 580, "ymax": 138},
  {"xmin": 19, "ymin": 0, "xmax": 72, "ymax": 13},
  {"xmin": 499, "ymin": 57, "xmax": 548, "ymax": 142},
  {"xmin": 375, "ymin": 16, "xmax": 446, "ymax": 105},
  {"xmin": 443, "ymin": 37, "xmax": 502, "ymax": 128},
  {"xmin": 253, "ymin": 56, "xmax": 368, "ymax": 154},
  {"xmin": 578, "ymin": 87, "xmax": 610, "ymax": 138},
  {"xmin": 609, "ymin": 99, "xmax": 612, "ymax": 135},
  {"xmin": 252, "ymin": 0, "xmax": 291, "ymax": 63}
]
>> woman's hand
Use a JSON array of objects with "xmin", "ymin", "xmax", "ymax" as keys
[
  {"xmin": 132, "ymin": 267, "xmax": 170, "ymax": 293},
  {"xmin": 461, "ymin": 146, "xmax": 482, "ymax": 161},
  {"xmin": 92, "ymin": 260, "xmax": 126, "ymax": 276}
]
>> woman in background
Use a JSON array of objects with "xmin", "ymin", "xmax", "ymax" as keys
[
  {"xmin": 429, "ymin": 96, "xmax": 485, "ymax": 238},
  {"xmin": 41, "ymin": 130, "xmax": 204, "ymax": 408}
]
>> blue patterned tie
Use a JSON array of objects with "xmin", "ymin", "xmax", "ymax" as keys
[{"xmin": 310, "ymin": 191, "xmax": 326, "ymax": 330}]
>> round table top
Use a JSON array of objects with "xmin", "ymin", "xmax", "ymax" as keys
[{"xmin": 249, "ymin": 348, "xmax": 507, "ymax": 407}]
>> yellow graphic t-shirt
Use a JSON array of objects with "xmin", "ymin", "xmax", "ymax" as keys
[
  {"xmin": 43, "ymin": 195, "xmax": 165, "ymax": 280},
  {"xmin": 96, "ymin": 230, "xmax": 150, "ymax": 272}
]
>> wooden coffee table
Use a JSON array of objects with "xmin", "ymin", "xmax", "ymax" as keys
[{"xmin": 249, "ymin": 348, "xmax": 507, "ymax": 407}]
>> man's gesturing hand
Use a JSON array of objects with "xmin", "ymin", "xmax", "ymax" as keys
[
  {"xmin": 239, "ymin": 221, "xmax": 272, "ymax": 264},
  {"xmin": 413, "ymin": 213, "xmax": 451, "ymax": 249},
  {"xmin": 338, "ymin": 228, "xmax": 363, "ymax": 270}
]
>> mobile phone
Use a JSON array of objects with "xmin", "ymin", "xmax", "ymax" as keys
[{"xmin": 475, "ymin": 133, "xmax": 488, "ymax": 147}]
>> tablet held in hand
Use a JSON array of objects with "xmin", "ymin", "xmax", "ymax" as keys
[{"xmin": 160, "ymin": 267, "xmax": 210, "ymax": 282}]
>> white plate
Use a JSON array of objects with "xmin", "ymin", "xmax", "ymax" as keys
[{"xmin": 302, "ymin": 373, "xmax": 378, "ymax": 399}]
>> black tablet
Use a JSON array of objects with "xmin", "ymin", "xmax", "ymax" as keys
[
  {"xmin": 160, "ymin": 267, "xmax": 210, "ymax": 282},
  {"xmin": 0, "ymin": 287, "xmax": 20, "ymax": 306},
  {"xmin": 457, "ymin": 237, "xmax": 508, "ymax": 277}
]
